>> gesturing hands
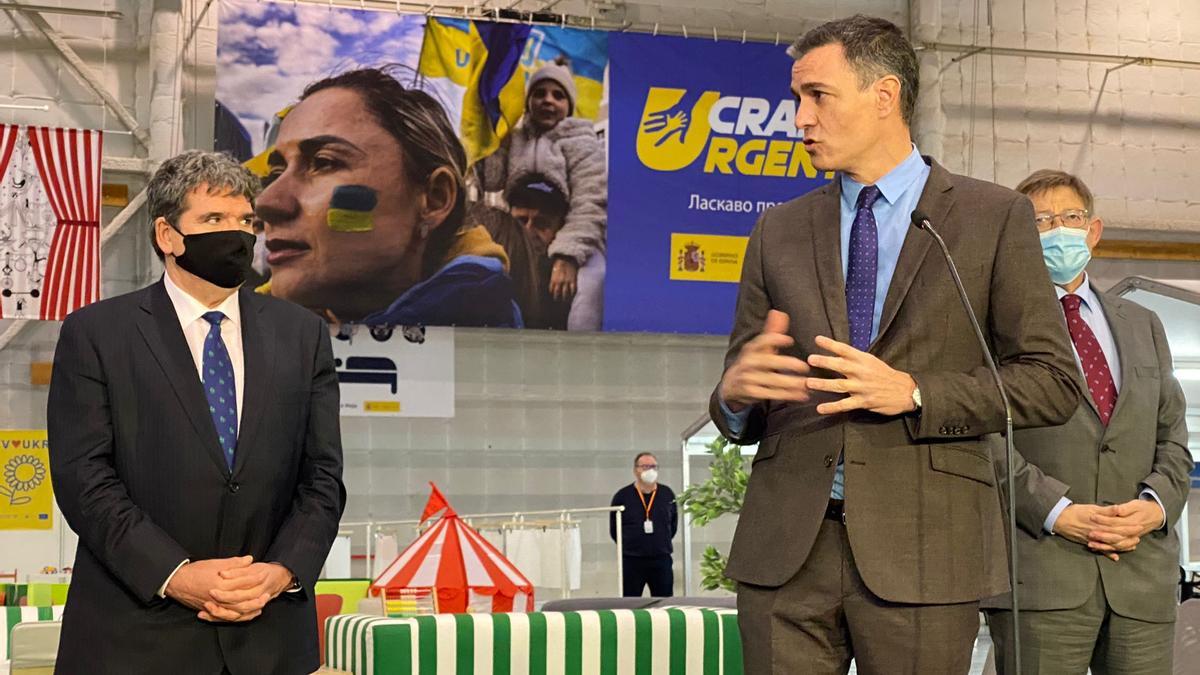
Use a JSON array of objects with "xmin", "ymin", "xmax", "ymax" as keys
[
  {"xmin": 166, "ymin": 556, "xmax": 296, "ymax": 623},
  {"xmin": 719, "ymin": 312, "xmax": 920, "ymax": 417},
  {"xmin": 805, "ymin": 335, "xmax": 919, "ymax": 416},
  {"xmin": 719, "ymin": 310, "xmax": 812, "ymax": 411}
]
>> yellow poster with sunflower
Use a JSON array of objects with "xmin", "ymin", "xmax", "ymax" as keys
[{"xmin": 0, "ymin": 430, "xmax": 53, "ymax": 530}]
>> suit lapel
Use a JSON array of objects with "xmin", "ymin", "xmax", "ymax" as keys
[
  {"xmin": 811, "ymin": 182, "xmax": 850, "ymax": 343},
  {"xmin": 232, "ymin": 288, "xmax": 275, "ymax": 477},
  {"xmin": 873, "ymin": 159, "xmax": 951, "ymax": 347},
  {"xmin": 136, "ymin": 281, "xmax": 231, "ymax": 475},
  {"xmin": 1096, "ymin": 289, "xmax": 1134, "ymax": 424}
]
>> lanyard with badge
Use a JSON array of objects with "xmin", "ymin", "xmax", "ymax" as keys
[{"xmin": 636, "ymin": 485, "xmax": 657, "ymax": 534}]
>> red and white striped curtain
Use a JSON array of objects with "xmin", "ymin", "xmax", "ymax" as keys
[
  {"xmin": 0, "ymin": 125, "xmax": 20, "ymax": 319},
  {"xmin": 0, "ymin": 125, "xmax": 20, "ymax": 179},
  {"xmin": 27, "ymin": 126, "xmax": 103, "ymax": 321}
]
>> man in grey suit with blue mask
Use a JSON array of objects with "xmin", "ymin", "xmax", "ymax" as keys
[{"xmin": 984, "ymin": 169, "xmax": 1194, "ymax": 674}]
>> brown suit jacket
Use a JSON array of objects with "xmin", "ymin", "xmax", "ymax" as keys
[
  {"xmin": 710, "ymin": 158, "xmax": 1081, "ymax": 605},
  {"xmin": 983, "ymin": 285, "xmax": 1192, "ymax": 622}
]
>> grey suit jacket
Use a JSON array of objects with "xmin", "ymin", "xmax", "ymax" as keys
[
  {"xmin": 710, "ymin": 158, "xmax": 1081, "ymax": 605},
  {"xmin": 983, "ymin": 286, "xmax": 1192, "ymax": 622}
]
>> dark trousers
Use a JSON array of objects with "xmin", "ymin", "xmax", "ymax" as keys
[
  {"xmin": 737, "ymin": 518, "xmax": 981, "ymax": 675},
  {"xmin": 622, "ymin": 555, "xmax": 674, "ymax": 597}
]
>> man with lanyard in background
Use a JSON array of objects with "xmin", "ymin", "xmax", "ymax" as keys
[{"xmin": 610, "ymin": 452, "xmax": 679, "ymax": 597}]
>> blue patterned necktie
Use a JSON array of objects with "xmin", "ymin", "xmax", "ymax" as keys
[
  {"xmin": 201, "ymin": 311, "xmax": 237, "ymax": 469},
  {"xmin": 846, "ymin": 185, "xmax": 882, "ymax": 351}
]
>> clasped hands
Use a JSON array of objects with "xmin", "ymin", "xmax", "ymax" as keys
[
  {"xmin": 165, "ymin": 556, "xmax": 295, "ymax": 623},
  {"xmin": 719, "ymin": 310, "xmax": 917, "ymax": 416},
  {"xmin": 1052, "ymin": 499, "xmax": 1165, "ymax": 562}
]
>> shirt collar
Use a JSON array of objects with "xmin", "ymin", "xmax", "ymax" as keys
[
  {"xmin": 840, "ymin": 144, "xmax": 926, "ymax": 209},
  {"xmin": 162, "ymin": 269, "xmax": 241, "ymax": 328},
  {"xmin": 1054, "ymin": 273, "xmax": 1098, "ymax": 310}
]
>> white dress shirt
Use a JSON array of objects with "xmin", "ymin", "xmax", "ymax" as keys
[
  {"xmin": 157, "ymin": 270, "xmax": 245, "ymax": 597},
  {"xmin": 162, "ymin": 270, "xmax": 245, "ymax": 426}
]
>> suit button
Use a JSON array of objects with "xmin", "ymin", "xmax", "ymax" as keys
[
  {"xmin": 824, "ymin": 455, "xmax": 835, "ymax": 467},
  {"xmin": 1101, "ymin": 444, "xmax": 1113, "ymax": 453},
  {"xmin": 228, "ymin": 481, "xmax": 240, "ymax": 494},
  {"xmin": 939, "ymin": 426, "xmax": 948, "ymax": 434}
]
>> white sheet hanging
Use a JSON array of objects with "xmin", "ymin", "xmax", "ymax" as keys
[
  {"xmin": 372, "ymin": 533, "xmax": 399, "ymax": 579},
  {"xmin": 502, "ymin": 526, "xmax": 581, "ymax": 590}
]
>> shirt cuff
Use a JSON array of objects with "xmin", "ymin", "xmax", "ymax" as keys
[
  {"xmin": 718, "ymin": 395, "xmax": 752, "ymax": 438},
  {"xmin": 1139, "ymin": 488, "xmax": 1168, "ymax": 531},
  {"xmin": 158, "ymin": 559, "xmax": 189, "ymax": 599},
  {"xmin": 1044, "ymin": 497, "xmax": 1073, "ymax": 535},
  {"xmin": 272, "ymin": 562, "xmax": 302, "ymax": 593}
]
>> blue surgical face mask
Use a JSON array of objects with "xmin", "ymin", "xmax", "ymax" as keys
[{"xmin": 1040, "ymin": 227, "xmax": 1091, "ymax": 285}]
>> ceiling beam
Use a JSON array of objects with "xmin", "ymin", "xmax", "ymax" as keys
[{"xmin": 8, "ymin": 2, "xmax": 150, "ymax": 147}]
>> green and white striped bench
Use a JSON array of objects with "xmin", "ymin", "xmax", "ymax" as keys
[
  {"xmin": 2, "ymin": 605, "xmax": 64, "ymax": 661},
  {"xmin": 326, "ymin": 608, "xmax": 742, "ymax": 675}
]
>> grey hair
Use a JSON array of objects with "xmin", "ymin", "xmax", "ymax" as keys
[
  {"xmin": 787, "ymin": 14, "xmax": 919, "ymax": 125},
  {"xmin": 1015, "ymin": 169, "xmax": 1095, "ymax": 214},
  {"xmin": 147, "ymin": 149, "xmax": 260, "ymax": 259}
]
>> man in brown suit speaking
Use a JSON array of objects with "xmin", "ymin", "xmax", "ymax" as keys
[{"xmin": 711, "ymin": 16, "xmax": 1081, "ymax": 673}]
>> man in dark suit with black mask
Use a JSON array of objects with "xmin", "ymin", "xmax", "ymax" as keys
[{"xmin": 48, "ymin": 150, "xmax": 345, "ymax": 674}]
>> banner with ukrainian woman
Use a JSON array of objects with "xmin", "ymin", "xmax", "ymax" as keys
[{"xmin": 216, "ymin": 0, "xmax": 608, "ymax": 331}]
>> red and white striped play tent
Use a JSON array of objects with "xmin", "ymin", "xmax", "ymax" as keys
[{"xmin": 370, "ymin": 483, "xmax": 534, "ymax": 614}]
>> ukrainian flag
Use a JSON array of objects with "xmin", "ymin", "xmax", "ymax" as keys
[{"xmin": 418, "ymin": 18, "xmax": 531, "ymax": 166}]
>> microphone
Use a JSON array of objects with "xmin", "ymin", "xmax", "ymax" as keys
[{"xmin": 910, "ymin": 209, "xmax": 1021, "ymax": 674}]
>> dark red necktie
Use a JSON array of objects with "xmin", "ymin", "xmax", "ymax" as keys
[{"xmin": 1060, "ymin": 294, "xmax": 1117, "ymax": 425}]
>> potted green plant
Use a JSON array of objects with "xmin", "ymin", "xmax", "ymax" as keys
[{"xmin": 675, "ymin": 436, "xmax": 748, "ymax": 592}]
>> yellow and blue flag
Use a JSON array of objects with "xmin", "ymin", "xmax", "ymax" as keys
[
  {"xmin": 418, "ymin": 18, "xmax": 532, "ymax": 166},
  {"xmin": 418, "ymin": 18, "xmax": 608, "ymax": 166}
]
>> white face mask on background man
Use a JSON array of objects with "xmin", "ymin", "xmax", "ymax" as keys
[{"xmin": 635, "ymin": 455, "xmax": 659, "ymax": 488}]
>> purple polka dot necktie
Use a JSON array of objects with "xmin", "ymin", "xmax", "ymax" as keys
[
  {"xmin": 1060, "ymin": 294, "xmax": 1117, "ymax": 425},
  {"xmin": 201, "ymin": 311, "xmax": 238, "ymax": 469},
  {"xmin": 846, "ymin": 185, "xmax": 882, "ymax": 351}
]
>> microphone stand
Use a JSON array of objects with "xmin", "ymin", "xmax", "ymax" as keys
[{"xmin": 911, "ymin": 211, "xmax": 1020, "ymax": 675}]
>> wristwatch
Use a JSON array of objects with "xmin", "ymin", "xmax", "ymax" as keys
[{"xmin": 911, "ymin": 386, "xmax": 923, "ymax": 411}]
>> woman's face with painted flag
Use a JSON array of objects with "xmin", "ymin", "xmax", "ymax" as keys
[{"xmin": 255, "ymin": 87, "xmax": 429, "ymax": 321}]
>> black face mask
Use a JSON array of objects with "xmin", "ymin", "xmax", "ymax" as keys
[{"xmin": 173, "ymin": 230, "xmax": 256, "ymax": 289}]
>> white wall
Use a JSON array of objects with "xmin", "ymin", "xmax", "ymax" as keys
[{"xmin": 913, "ymin": 0, "xmax": 1200, "ymax": 237}]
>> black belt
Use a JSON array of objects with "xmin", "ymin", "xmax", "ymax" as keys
[{"xmin": 824, "ymin": 499, "xmax": 845, "ymax": 523}]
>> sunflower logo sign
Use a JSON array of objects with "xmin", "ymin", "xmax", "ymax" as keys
[{"xmin": 0, "ymin": 430, "xmax": 53, "ymax": 530}]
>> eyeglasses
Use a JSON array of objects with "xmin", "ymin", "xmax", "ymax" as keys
[
  {"xmin": 636, "ymin": 464, "xmax": 658, "ymax": 470},
  {"xmin": 1034, "ymin": 209, "xmax": 1090, "ymax": 232}
]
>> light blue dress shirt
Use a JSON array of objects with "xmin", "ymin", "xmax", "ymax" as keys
[
  {"xmin": 721, "ymin": 146, "xmax": 931, "ymax": 500},
  {"xmin": 1043, "ymin": 274, "xmax": 1165, "ymax": 534}
]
